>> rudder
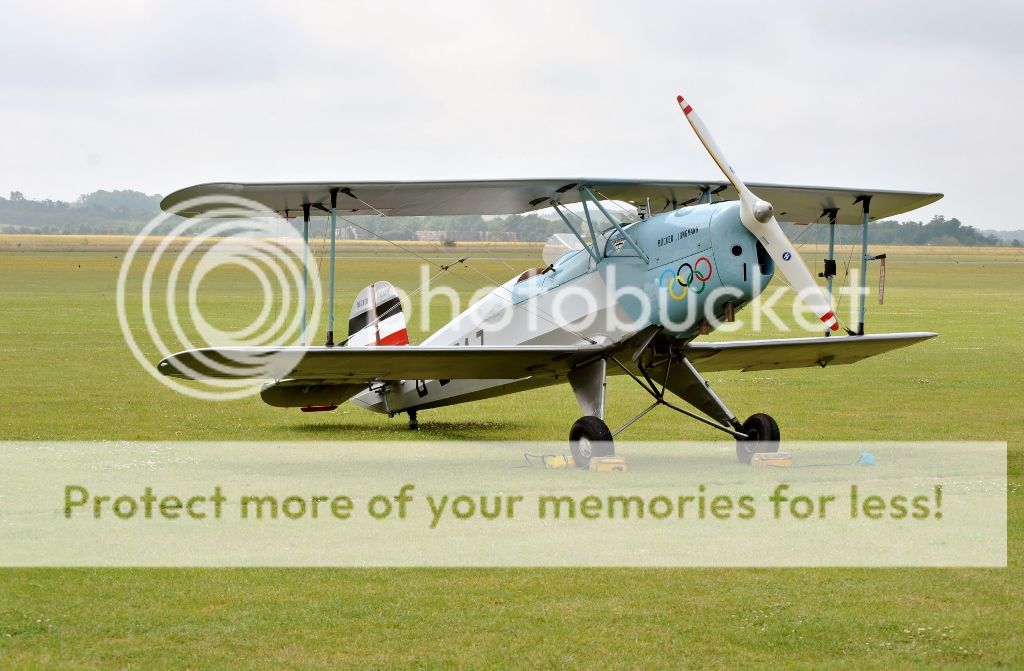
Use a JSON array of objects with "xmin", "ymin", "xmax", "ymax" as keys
[{"xmin": 347, "ymin": 281, "xmax": 409, "ymax": 347}]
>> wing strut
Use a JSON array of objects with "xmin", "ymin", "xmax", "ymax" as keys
[
  {"xmin": 579, "ymin": 195, "xmax": 599, "ymax": 243},
  {"xmin": 551, "ymin": 203, "xmax": 601, "ymax": 262},
  {"xmin": 301, "ymin": 203, "xmax": 310, "ymax": 347},
  {"xmin": 856, "ymin": 195, "xmax": 872, "ymax": 335},
  {"xmin": 326, "ymin": 188, "xmax": 339, "ymax": 347},
  {"xmin": 580, "ymin": 186, "xmax": 649, "ymax": 263}
]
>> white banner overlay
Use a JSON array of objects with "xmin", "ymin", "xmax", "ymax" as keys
[{"xmin": 0, "ymin": 441, "xmax": 1006, "ymax": 567}]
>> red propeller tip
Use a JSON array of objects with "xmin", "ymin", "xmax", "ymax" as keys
[{"xmin": 676, "ymin": 95, "xmax": 684, "ymax": 103}]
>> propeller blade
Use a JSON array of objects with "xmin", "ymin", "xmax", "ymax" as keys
[{"xmin": 676, "ymin": 95, "xmax": 838, "ymax": 332}]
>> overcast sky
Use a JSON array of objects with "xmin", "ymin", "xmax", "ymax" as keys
[{"xmin": 2, "ymin": 0, "xmax": 1021, "ymax": 229}]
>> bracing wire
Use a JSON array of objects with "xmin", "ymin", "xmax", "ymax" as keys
[
  {"xmin": 336, "ymin": 214, "xmax": 449, "ymax": 269},
  {"xmin": 347, "ymin": 193, "xmax": 518, "ymax": 273},
  {"xmin": 595, "ymin": 191, "xmax": 641, "ymax": 226},
  {"xmin": 832, "ymin": 222, "xmax": 859, "ymax": 322}
]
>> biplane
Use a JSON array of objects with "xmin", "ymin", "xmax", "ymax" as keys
[{"xmin": 158, "ymin": 95, "xmax": 940, "ymax": 465}]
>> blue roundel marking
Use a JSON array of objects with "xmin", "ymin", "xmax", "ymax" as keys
[{"xmin": 782, "ymin": 251, "xmax": 792, "ymax": 261}]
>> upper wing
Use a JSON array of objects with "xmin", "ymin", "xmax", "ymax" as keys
[
  {"xmin": 161, "ymin": 179, "xmax": 941, "ymax": 225},
  {"xmin": 683, "ymin": 332, "xmax": 937, "ymax": 373},
  {"xmin": 158, "ymin": 344, "xmax": 606, "ymax": 383}
]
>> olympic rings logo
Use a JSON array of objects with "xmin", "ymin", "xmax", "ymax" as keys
[{"xmin": 659, "ymin": 256, "xmax": 714, "ymax": 300}]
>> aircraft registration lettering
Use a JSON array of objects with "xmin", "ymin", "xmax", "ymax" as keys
[{"xmin": 452, "ymin": 330, "xmax": 485, "ymax": 347}]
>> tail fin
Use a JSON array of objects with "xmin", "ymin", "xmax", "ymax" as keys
[{"xmin": 347, "ymin": 281, "xmax": 409, "ymax": 347}]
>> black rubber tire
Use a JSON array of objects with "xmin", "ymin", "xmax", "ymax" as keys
[
  {"xmin": 735, "ymin": 413, "xmax": 781, "ymax": 464},
  {"xmin": 569, "ymin": 416, "xmax": 614, "ymax": 469}
]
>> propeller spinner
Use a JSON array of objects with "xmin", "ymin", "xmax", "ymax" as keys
[{"xmin": 676, "ymin": 95, "xmax": 839, "ymax": 332}]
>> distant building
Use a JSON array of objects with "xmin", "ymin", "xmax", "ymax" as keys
[
  {"xmin": 415, "ymin": 230, "xmax": 450, "ymax": 242},
  {"xmin": 479, "ymin": 231, "xmax": 517, "ymax": 242},
  {"xmin": 336, "ymin": 226, "xmax": 359, "ymax": 240}
]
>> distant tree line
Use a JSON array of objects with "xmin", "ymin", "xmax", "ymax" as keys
[
  {"xmin": 0, "ymin": 190, "xmax": 165, "ymax": 235},
  {"xmin": 1, "ymin": 189, "xmax": 1020, "ymax": 246},
  {"xmin": 781, "ymin": 216, "xmax": 1020, "ymax": 248}
]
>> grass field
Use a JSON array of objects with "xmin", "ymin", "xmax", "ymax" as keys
[{"xmin": 1, "ymin": 236, "xmax": 1022, "ymax": 669}]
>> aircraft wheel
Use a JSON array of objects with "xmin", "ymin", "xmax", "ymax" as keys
[
  {"xmin": 735, "ymin": 413, "xmax": 781, "ymax": 464},
  {"xmin": 569, "ymin": 416, "xmax": 614, "ymax": 469}
]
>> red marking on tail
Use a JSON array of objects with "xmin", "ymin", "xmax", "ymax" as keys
[{"xmin": 377, "ymin": 328, "xmax": 410, "ymax": 347}]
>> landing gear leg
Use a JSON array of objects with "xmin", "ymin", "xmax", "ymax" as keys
[
  {"xmin": 606, "ymin": 352, "xmax": 780, "ymax": 463},
  {"xmin": 408, "ymin": 410, "xmax": 418, "ymax": 431},
  {"xmin": 567, "ymin": 359, "xmax": 611, "ymax": 468}
]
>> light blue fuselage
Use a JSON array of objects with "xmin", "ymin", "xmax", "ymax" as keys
[{"xmin": 510, "ymin": 200, "xmax": 774, "ymax": 339}]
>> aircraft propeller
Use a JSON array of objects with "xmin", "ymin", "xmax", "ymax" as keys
[{"xmin": 676, "ymin": 95, "xmax": 839, "ymax": 332}]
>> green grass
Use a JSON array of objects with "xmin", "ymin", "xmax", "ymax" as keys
[{"xmin": 1, "ymin": 238, "xmax": 1022, "ymax": 669}]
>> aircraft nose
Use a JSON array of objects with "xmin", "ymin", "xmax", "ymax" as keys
[{"xmin": 709, "ymin": 201, "xmax": 773, "ymax": 299}]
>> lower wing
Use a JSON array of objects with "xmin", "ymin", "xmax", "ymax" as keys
[
  {"xmin": 682, "ymin": 332, "xmax": 937, "ymax": 372},
  {"xmin": 158, "ymin": 344, "xmax": 606, "ymax": 383},
  {"xmin": 158, "ymin": 333, "xmax": 935, "ymax": 382},
  {"xmin": 157, "ymin": 332, "xmax": 934, "ymax": 410}
]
